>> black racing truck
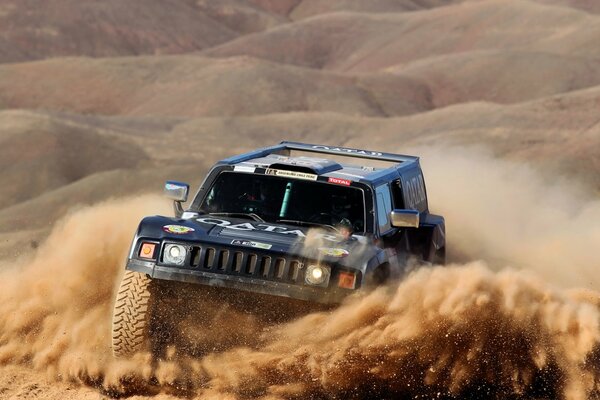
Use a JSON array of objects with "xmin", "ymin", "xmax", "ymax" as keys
[{"xmin": 112, "ymin": 142, "xmax": 445, "ymax": 357}]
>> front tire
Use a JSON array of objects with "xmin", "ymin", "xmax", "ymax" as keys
[{"xmin": 112, "ymin": 270, "xmax": 155, "ymax": 358}]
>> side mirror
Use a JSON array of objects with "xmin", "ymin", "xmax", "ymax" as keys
[
  {"xmin": 164, "ymin": 181, "xmax": 189, "ymax": 217},
  {"xmin": 390, "ymin": 209, "xmax": 420, "ymax": 228}
]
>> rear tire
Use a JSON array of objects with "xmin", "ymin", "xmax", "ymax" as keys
[
  {"xmin": 112, "ymin": 270, "xmax": 155, "ymax": 358},
  {"xmin": 432, "ymin": 246, "xmax": 446, "ymax": 265}
]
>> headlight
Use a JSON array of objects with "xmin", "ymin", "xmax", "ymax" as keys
[
  {"xmin": 163, "ymin": 244, "xmax": 187, "ymax": 266},
  {"xmin": 305, "ymin": 264, "xmax": 330, "ymax": 287}
]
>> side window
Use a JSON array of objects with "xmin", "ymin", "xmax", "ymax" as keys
[
  {"xmin": 391, "ymin": 179, "xmax": 404, "ymax": 209},
  {"xmin": 375, "ymin": 184, "xmax": 393, "ymax": 233}
]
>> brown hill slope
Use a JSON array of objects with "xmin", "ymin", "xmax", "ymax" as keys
[
  {"xmin": 0, "ymin": 56, "xmax": 432, "ymax": 117},
  {"xmin": 538, "ymin": 0, "xmax": 600, "ymax": 13},
  {"xmin": 250, "ymin": 0, "xmax": 600, "ymax": 18},
  {"xmin": 195, "ymin": 0, "xmax": 286, "ymax": 34},
  {"xmin": 1, "ymin": 0, "xmax": 597, "ymax": 66},
  {"xmin": 245, "ymin": 0, "xmax": 303, "ymax": 16},
  {"xmin": 205, "ymin": 0, "xmax": 600, "ymax": 71},
  {"xmin": 387, "ymin": 50, "xmax": 600, "ymax": 106},
  {"xmin": 288, "ymin": 0, "xmax": 467, "ymax": 19},
  {"xmin": 0, "ymin": 110, "xmax": 149, "ymax": 210},
  {"xmin": 0, "ymin": 0, "xmax": 238, "ymax": 63}
]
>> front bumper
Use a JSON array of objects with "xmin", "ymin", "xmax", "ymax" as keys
[{"xmin": 127, "ymin": 259, "xmax": 352, "ymax": 304}]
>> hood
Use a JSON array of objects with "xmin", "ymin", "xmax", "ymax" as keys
[{"xmin": 135, "ymin": 214, "xmax": 379, "ymax": 271}]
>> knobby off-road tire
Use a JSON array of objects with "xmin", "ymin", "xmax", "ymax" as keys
[{"xmin": 112, "ymin": 270, "xmax": 155, "ymax": 358}]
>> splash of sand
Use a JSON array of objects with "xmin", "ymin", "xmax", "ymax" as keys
[
  {"xmin": 0, "ymin": 150, "xmax": 599, "ymax": 399},
  {"xmin": 0, "ymin": 196, "xmax": 170, "ymax": 386},
  {"xmin": 419, "ymin": 146, "xmax": 600, "ymax": 288}
]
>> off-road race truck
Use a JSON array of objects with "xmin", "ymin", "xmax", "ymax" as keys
[{"xmin": 112, "ymin": 142, "xmax": 446, "ymax": 358}]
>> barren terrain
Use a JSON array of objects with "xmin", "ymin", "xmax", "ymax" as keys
[{"xmin": 1, "ymin": 0, "xmax": 599, "ymax": 399}]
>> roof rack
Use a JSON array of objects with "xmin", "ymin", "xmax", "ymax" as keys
[
  {"xmin": 279, "ymin": 141, "xmax": 418, "ymax": 163},
  {"xmin": 219, "ymin": 142, "xmax": 418, "ymax": 166}
]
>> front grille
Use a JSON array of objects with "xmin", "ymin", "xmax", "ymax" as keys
[{"xmin": 188, "ymin": 244, "xmax": 306, "ymax": 285}]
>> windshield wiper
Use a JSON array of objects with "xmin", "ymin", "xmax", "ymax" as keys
[
  {"xmin": 276, "ymin": 219, "xmax": 339, "ymax": 232},
  {"xmin": 208, "ymin": 212, "xmax": 265, "ymax": 222}
]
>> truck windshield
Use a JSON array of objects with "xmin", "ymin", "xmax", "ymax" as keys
[{"xmin": 199, "ymin": 172, "xmax": 366, "ymax": 232}]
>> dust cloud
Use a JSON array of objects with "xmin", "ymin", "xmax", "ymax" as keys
[
  {"xmin": 0, "ymin": 149, "xmax": 600, "ymax": 399},
  {"xmin": 419, "ymin": 147, "xmax": 600, "ymax": 288},
  {"xmin": 0, "ymin": 196, "xmax": 171, "ymax": 388}
]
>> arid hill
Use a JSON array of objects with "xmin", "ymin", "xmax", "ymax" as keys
[
  {"xmin": 0, "ymin": 56, "xmax": 432, "ymax": 117},
  {"xmin": 205, "ymin": 0, "xmax": 600, "ymax": 71},
  {"xmin": 0, "ymin": 0, "xmax": 244, "ymax": 64}
]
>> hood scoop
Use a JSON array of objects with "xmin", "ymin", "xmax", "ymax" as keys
[{"xmin": 268, "ymin": 157, "xmax": 342, "ymax": 175}]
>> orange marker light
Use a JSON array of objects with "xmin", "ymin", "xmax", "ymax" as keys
[
  {"xmin": 338, "ymin": 271, "xmax": 356, "ymax": 289},
  {"xmin": 139, "ymin": 242, "xmax": 156, "ymax": 259}
]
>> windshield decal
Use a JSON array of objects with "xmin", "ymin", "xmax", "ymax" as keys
[
  {"xmin": 196, "ymin": 217, "xmax": 307, "ymax": 237},
  {"xmin": 265, "ymin": 168, "xmax": 317, "ymax": 181},
  {"xmin": 233, "ymin": 165, "xmax": 256, "ymax": 173},
  {"xmin": 328, "ymin": 177, "xmax": 351, "ymax": 186}
]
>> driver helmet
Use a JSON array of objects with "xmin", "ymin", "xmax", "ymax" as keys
[{"xmin": 337, "ymin": 218, "xmax": 354, "ymax": 235}]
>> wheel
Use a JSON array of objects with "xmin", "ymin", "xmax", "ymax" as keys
[
  {"xmin": 112, "ymin": 270, "xmax": 155, "ymax": 358},
  {"xmin": 432, "ymin": 246, "xmax": 446, "ymax": 265},
  {"xmin": 372, "ymin": 263, "xmax": 390, "ymax": 285},
  {"xmin": 364, "ymin": 263, "xmax": 391, "ymax": 288}
]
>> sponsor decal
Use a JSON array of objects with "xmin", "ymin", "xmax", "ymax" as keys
[
  {"xmin": 162, "ymin": 225, "xmax": 195, "ymax": 234},
  {"xmin": 318, "ymin": 247, "xmax": 350, "ymax": 258},
  {"xmin": 197, "ymin": 217, "xmax": 307, "ymax": 237},
  {"xmin": 231, "ymin": 239, "xmax": 272, "ymax": 250},
  {"xmin": 404, "ymin": 173, "xmax": 427, "ymax": 209},
  {"xmin": 233, "ymin": 165, "xmax": 256, "ymax": 173},
  {"xmin": 328, "ymin": 177, "xmax": 351, "ymax": 186},
  {"xmin": 196, "ymin": 218, "xmax": 344, "ymax": 241},
  {"xmin": 286, "ymin": 158, "xmax": 324, "ymax": 167},
  {"xmin": 311, "ymin": 145, "xmax": 383, "ymax": 157},
  {"xmin": 265, "ymin": 168, "xmax": 317, "ymax": 181}
]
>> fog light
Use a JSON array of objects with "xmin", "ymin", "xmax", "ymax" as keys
[
  {"xmin": 139, "ymin": 242, "xmax": 156, "ymax": 259},
  {"xmin": 305, "ymin": 264, "xmax": 330, "ymax": 287},
  {"xmin": 338, "ymin": 271, "xmax": 357, "ymax": 289},
  {"xmin": 163, "ymin": 244, "xmax": 187, "ymax": 265}
]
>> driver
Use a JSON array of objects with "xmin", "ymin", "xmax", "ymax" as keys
[
  {"xmin": 241, "ymin": 179, "xmax": 280, "ymax": 216},
  {"xmin": 337, "ymin": 218, "xmax": 354, "ymax": 240}
]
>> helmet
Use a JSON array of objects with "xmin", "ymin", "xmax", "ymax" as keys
[{"xmin": 337, "ymin": 218, "xmax": 353, "ymax": 233}]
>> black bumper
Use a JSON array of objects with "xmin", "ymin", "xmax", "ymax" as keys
[{"xmin": 126, "ymin": 259, "xmax": 351, "ymax": 304}]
